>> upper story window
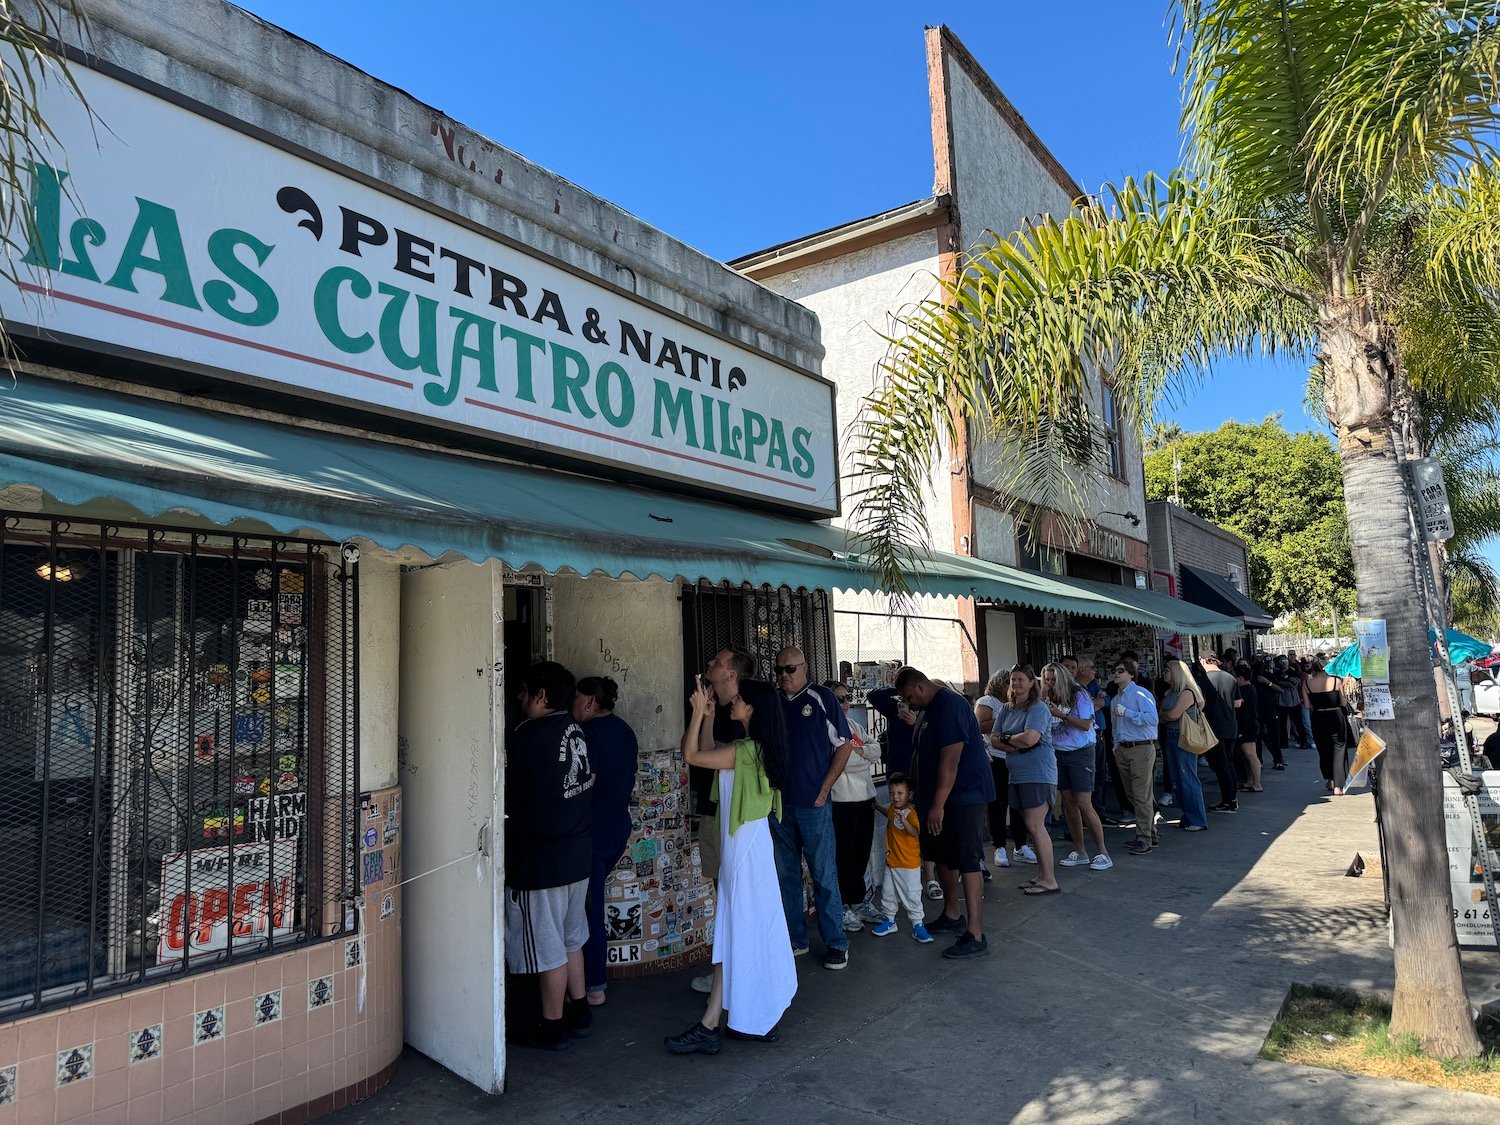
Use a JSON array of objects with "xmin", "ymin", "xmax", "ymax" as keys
[{"xmin": 1102, "ymin": 383, "xmax": 1125, "ymax": 481}]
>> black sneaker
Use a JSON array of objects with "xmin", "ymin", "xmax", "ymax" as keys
[
  {"xmin": 1272, "ymin": 763, "xmax": 1287, "ymax": 771},
  {"xmin": 1211, "ymin": 802, "xmax": 1238, "ymax": 814},
  {"xmin": 664, "ymin": 1020, "xmax": 722, "ymax": 1055},
  {"xmin": 565, "ymin": 996, "xmax": 594, "ymax": 1038},
  {"xmin": 524, "ymin": 1018, "xmax": 571, "ymax": 1051},
  {"xmin": 942, "ymin": 931, "xmax": 989, "ymax": 959},
  {"xmin": 981, "ymin": 866, "xmax": 992, "ymax": 882},
  {"xmin": 925, "ymin": 912, "xmax": 966, "ymax": 935},
  {"xmin": 823, "ymin": 947, "xmax": 849, "ymax": 971}
]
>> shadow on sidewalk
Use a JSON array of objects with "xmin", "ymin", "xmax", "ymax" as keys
[{"xmin": 327, "ymin": 755, "xmax": 1500, "ymax": 1124}]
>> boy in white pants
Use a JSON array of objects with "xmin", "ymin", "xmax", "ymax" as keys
[{"xmin": 870, "ymin": 774, "xmax": 932, "ymax": 942}]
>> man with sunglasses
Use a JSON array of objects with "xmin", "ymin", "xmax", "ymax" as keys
[{"xmin": 770, "ymin": 647, "xmax": 854, "ymax": 970}]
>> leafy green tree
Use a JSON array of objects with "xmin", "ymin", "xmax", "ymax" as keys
[
  {"xmin": 851, "ymin": 1, "xmax": 1500, "ymax": 1055},
  {"xmin": 1142, "ymin": 419, "xmax": 1355, "ymax": 622}
]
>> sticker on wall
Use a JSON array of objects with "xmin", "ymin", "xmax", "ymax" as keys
[
  {"xmin": 363, "ymin": 828, "xmax": 378, "ymax": 849},
  {"xmin": 607, "ymin": 942, "xmax": 641, "ymax": 966},
  {"xmin": 366, "ymin": 800, "xmax": 382, "ymax": 822},
  {"xmin": 233, "ymin": 712, "xmax": 266, "ymax": 746},
  {"xmin": 380, "ymin": 892, "xmax": 395, "ymax": 920},
  {"xmin": 606, "ymin": 900, "xmax": 641, "ymax": 941},
  {"xmin": 362, "ymin": 850, "xmax": 385, "ymax": 886},
  {"xmin": 0, "ymin": 1064, "xmax": 14, "ymax": 1105},
  {"xmin": 383, "ymin": 809, "xmax": 398, "ymax": 846},
  {"xmin": 385, "ymin": 848, "xmax": 400, "ymax": 882},
  {"xmin": 128, "ymin": 1025, "xmax": 162, "ymax": 1064},
  {"xmin": 56, "ymin": 1044, "xmax": 92, "ymax": 1086}
]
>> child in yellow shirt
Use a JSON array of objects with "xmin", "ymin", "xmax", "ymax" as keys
[{"xmin": 870, "ymin": 774, "xmax": 932, "ymax": 942}]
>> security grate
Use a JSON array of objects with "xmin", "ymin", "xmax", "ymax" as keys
[
  {"xmin": 0, "ymin": 514, "xmax": 359, "ymax": 1018},
  {"xmin": 680, "ymin": 582, "xmax": 834, "ymax": 685}
]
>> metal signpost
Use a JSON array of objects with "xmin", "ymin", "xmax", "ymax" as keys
[{"xmin": 1407, "ymin": 457, "xmax": 1500, "ymax": 949}]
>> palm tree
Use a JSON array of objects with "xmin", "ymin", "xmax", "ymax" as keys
[{"xmin": 851, "ymin": 1, "xmax": 1500, "ymax": 1057}]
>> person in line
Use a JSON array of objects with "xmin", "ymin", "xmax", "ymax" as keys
[
  {"xmin": 1254, "ymin": 661, "xmax": 1287, "ymax": 770},
  {"xmin": 770, "ymin": 648, "xmax": 853, "ymax": 970},
  {"xmin": 975, "ymin": 671, "xmax": 1031, "ymax": 869},
  {"xmin": 1112, "ymin": 660, "xmax": 1161, "ymax": 855},
  {"xmin": 896, "ymin": 666, "xmax": 997, "ymax": 955},
  {"xmin": 868, "ymin": 683, "xmax": 941, "ymax": 898},
  {"xmin": 1077, "ymin": 656, "xmax": 1114, "ymax": 823},
  {"xmin": 1161, "ymin": 660, "xmax": 1210, "ymax": 832},
  {"xmin": 573, "ymin": 676, "xmax": 639, "ymax": 1008},
  {"xmin": 666, "ymin": 679, "xmax": 795, "ymax": 1054},
  {"xmin": 1233, "ymin": 662, "xmax": 1264, "ymax": 792},
  {"xmin": 1042, "ymin": 662, "xmax": 1112, "ymax": 871},
  {"xmin": 1305, "ymin": 658, "xmax": 1349, "ymax": 794},
  {"xmin": 825, "ymin": 680, "xmax": 882, "ymax": 933},
  {"xmin": 505, "ymin": 661, "xmax": 594, "ymax": 1051},
  {"xmin": 1196, "ymin": 654, "xmax": 1241, "ymax": 813},
  {"xmin": 1275, "ymin": 657, "xmax": 1309, "ymax": 750},
  {"xmin": 688, "ymin": 646, "xmax": 757, "ymax": 996},
  {"xmin": 987, "ymin": 665, "xmax": 1060, "ymax": 895},
  {"xmin": 868, "ymin": 773, "xmax": 932, "ymax": 942}
]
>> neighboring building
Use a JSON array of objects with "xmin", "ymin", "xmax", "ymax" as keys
[
  {"xmin": 1147, "ymin": 501, "xmax": 1274, "ymax": 658},
  {"xmin": 735, "ymin": 27, "xmax": 1218, "ymax": 689}
]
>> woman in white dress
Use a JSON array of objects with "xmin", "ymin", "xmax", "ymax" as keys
[{"xmin": 665, "ymin": 679, "xmax": 795, "ymax": 1054}]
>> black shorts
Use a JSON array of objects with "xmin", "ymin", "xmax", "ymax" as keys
[{"xmin": 929, "ymin": 803, "xmax": 987, "ymax": 874}]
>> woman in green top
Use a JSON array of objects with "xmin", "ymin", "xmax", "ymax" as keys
[{"xmin": 665, "ymin": 679, "xmax": 794, "ymax": 1055}]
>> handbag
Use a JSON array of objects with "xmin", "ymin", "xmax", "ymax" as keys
[{"xmin": 1179, "ymin": 701, "xmax": 1217, "ymax": 755}]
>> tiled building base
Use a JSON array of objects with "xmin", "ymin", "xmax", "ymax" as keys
[{"xmin": 0, "ymin": 784, "xmax": 404, "ymax": 1125}]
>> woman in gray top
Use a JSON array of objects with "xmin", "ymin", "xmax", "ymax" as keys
[{"xmin": 989, "ymin": 666, "xmax": 1060, "ymax": 896}]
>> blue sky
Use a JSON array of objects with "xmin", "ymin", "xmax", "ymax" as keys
[{"xmin": 235, "ymin": 0, "xmax": 1317, "ymax": 434}]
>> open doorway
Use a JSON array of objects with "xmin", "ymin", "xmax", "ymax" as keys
[{"xmin": 502, "ymin": 579, "xmax": 551, "ymax": 730}]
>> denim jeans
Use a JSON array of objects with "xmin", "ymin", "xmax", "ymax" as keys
[
  {"xmin": 1164, "ymin": 726, "xmax": 1209, "ymax": 827},
  {"xmin": 584, "ymin": 838, "xmax": 627, "ymax": 992},
  {"xmin": 769, "ymin": 804, "xmax": 848, "ymax": 952}
]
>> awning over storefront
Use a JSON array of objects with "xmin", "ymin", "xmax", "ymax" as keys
[
  {"xmin": 1179, "ymin": 564, "xmax": 1275, "ymax": 630},
  {"xmin": 0, "ymin": 377, "xmax": 1240, "ymax": 634}
]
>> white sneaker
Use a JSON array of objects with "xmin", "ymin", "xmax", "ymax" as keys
[
  {"xmin": 841, "ymin": 906, "xmax": 864, "ymax": 932},
  {"xmin": 1090, "ymin": 854, "xmax": 1115, "ymax": 871},
  {"xmin": 855, "ymin": 900, "xmax": 884, "ymax": 924},
  {"xmin": 690, "ymin": 972, "xmax": 713, "ymax": 994},
  {"xmin": 994, "ymin": 847, "xmax": 1010, "ymax": 868},
  {"xmin": 1018, "ymin": 845, "xmax": 1038, "ymax": 865},
  {"xmin": 1059, "ymin": 851, "xmax": 1091, "ymax": 868}
]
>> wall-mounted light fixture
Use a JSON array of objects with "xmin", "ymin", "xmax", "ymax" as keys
[
  {"xmin": 35, "ymin": 554, "xmax": 89, "ymax": 582},
  {"xmin": 1101, "ymin": 510, "xmax": 1141, "ymax": 527}
]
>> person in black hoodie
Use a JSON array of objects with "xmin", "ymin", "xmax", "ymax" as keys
[{"xmin": 505, "ymin": 661, "xmax": 594, "ymax": 1051}]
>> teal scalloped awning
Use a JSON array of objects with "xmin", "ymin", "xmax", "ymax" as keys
[{"xmin": 0, "ymin": 377, "xmax": 1240, "ymax": 635}]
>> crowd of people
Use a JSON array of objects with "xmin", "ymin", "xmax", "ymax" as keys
[{"xmin": 502, "ymin": 643, "xmax": 1361, "ymax": 1055}]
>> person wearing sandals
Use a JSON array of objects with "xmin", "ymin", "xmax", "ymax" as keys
[
  {"xmin": 665, "ymin": 679, "xmax": 795, "ymax": 1055},
  {"xmin": 988, "ymin": 666, "xmax": 1061, "ymax": 895},
  {"xmin": 1111, "ymin": 660, "xmax": 1161, "ymax": 855},
  {"xmin": 1161, "ymin": 660, "xmax": 1210, "ymax": 832},
  {"xmin": 1041, "ymin": 662, "xmax": 1112, "ymax": 872},
  {"xmin": 975, "ymin": 672, "xmax": 1030, "ymax": 871}
]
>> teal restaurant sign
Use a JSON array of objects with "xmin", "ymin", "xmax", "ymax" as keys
[{"xmin": 3, "ymin": 67, "xmax": 838, "ymax": 516}]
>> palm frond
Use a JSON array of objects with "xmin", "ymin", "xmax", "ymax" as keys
[{"xmin": 849, "ymin": 173, "xmax": 1317, "ymax": 593}]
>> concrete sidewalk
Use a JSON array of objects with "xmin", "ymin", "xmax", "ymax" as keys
[{"xmin": 332, "ymin": 749, "xmax": 1500, "ymax": 1124}]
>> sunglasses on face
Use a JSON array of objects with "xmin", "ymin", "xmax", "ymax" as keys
[{"xmin": 773, "ymin": 664, "xmax": 803, "ymax": 676}]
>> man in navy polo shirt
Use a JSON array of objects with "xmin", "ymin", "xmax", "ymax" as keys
[
  {"xmin": 771, "ymin": 646, "xmax": 854, "ymax": 970},
  {"xmin": 895, "ymin": 666, "xmax": 995, "ymax": 959}
]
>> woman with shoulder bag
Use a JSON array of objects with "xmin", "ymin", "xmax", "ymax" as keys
[
  {"xmin": 1305, "ymin": 659, "xmax": 1349, "ymax": 794},
  {"xmin": 1161, "ymin": 660, "xmax": 1210, "ymax": 831}
]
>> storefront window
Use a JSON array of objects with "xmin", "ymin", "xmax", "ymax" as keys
[
  {"xmin": 680, "ymin": 582, "xmax": 833, "ymax": 684},
  {"xmin": 0, "ymin": 516, "xmax": 358, "ymax": 1018}
]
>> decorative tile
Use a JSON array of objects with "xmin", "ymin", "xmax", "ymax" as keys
[
  {"xmin": 307, "ymin": 976, "xmax": 333, "ymax": 1009},
  {"xmin": 56, "ymin": 1043, "xmax": 92, "ymax": 1086},
  {"xmin": 0, "ymin": 1064, "xmax": 15, "ymax": 1105},
  {"xmin": 253, "ymin": 990, "xmax": 281, "ymax": 1025},
  {"xmin": 128, "ymin": 1024, "xmax": 163, "ymax": 1063},
  {"xmin": 193, "ymin": 1006, "xmax": 225, "ymax": 1044},
  {"xmin": 344, "ymin": 937, "xmax": 362, "ymax": 969}
]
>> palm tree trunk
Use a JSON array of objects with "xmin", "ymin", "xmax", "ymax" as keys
[{"xmin": 1325, "ymin": 304, "xmax": 1481, "ymax": 1058}]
